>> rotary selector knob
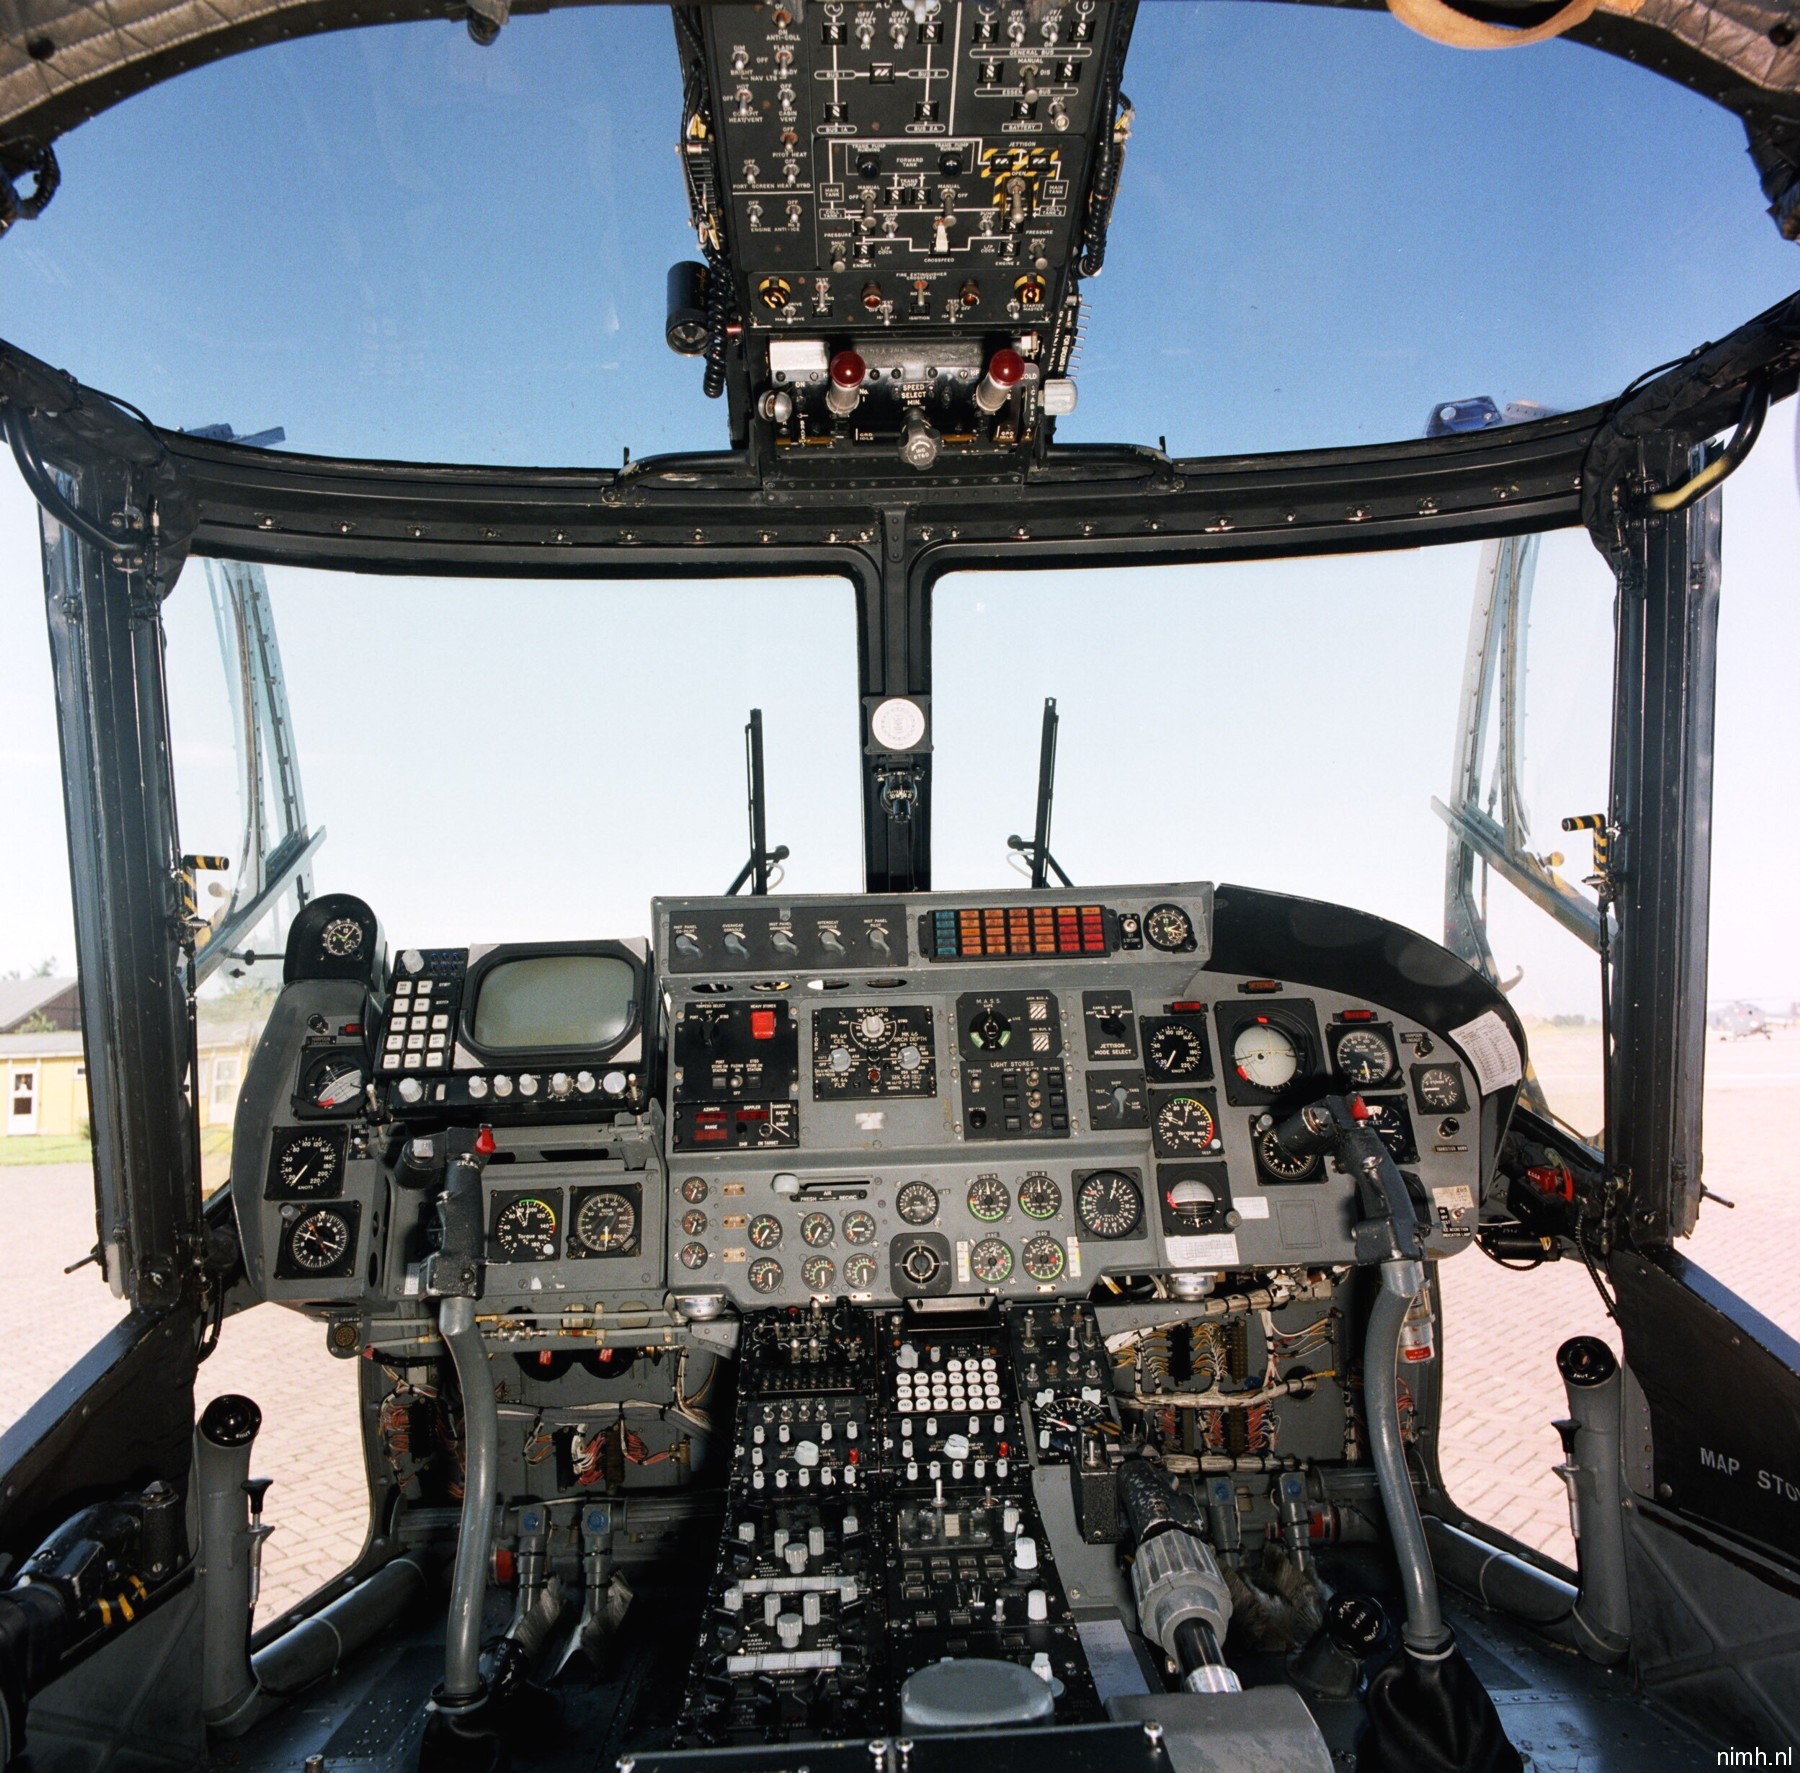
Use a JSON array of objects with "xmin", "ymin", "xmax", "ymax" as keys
[
  {"xmin": 724, "ymin": 933, "xmax": 748, "ymax": 957},
  {"xmin": 820, "ymin": 929, "xmax": 845, "ymax": 955},
  {"xmin": 397, "ymin": 1077, "xmax": 424, "ymax": 1104},
  {"xmin": 492, "ymin": 1075, "xmax": 514, "ymax": 1098},
  {"xmin": 517, "ymin": 1074, "xmax": 539, "ymax": 1098},
  {"xmin": 401, "ymin": 949, "xmax": 424, "ymax": 975},
  {"xmin": 859, "ymin": 1013, "xmax": 889, "ymax": 1042},
  {"xmin": 898, "ymin": 1045, "xmax": 922, "ymax": 1071},
  {"xmin": 675, "ymin": 933, "xmax": 701, "ymax": 957},
  {"xmin": 550, "ymin": 1072, "xmax": 572, "ymax": 1099},
  {"xmin": 576, "ymin": 1071, "xmax": 596, "ymax": 1094},
  {"xmin": 830, "ymin": 1047, "xmax": 855, "ymax": 1074},
  {"xmin": 467, "ymin": 1076, "xmax": 489, "ymax": 1100},
  {"xmin": 772, "ymin": 930, "xmax": 798, "ymax": 955}
]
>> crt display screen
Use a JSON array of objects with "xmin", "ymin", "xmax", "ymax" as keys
[{"xmin": 471, "ymin": 955, "xmax": 637, "ymax": 1051}]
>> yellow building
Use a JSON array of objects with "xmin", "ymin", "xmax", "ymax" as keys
[{"xmin": 0, "ymin": 976, "xmax": 262, "ymax": 1142}]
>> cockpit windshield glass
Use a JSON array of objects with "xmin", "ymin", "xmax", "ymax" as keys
[
  {"xmin": 932, "ymin": 530, "xmax": 1616, "ymax": 1132},
  {"xmin": 1063, "ymin": 2, "xmax": 1800, "ymax": 457},
  {"xmin": 0, "ymin": 7, "xmax": 711, "ymax": 465},
  {"xmin": 158, "ymin": 564, "xmax": 866, "ymax": 956},
  {"xmin": 0, "ymin": 1, "xmax": 1794, "ymax": 464}
]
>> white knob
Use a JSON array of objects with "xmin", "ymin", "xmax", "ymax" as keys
[
  {"xmin": 576, "ymin": 1071, "xmax": 596, "ymax": 1094},
  {"xmin": 795, "ymin": 1440, "xmax": 819, "ymax": 1467},
  {"xmin": 398, "ymin": 1077, "xmax": 423, "ymax": 1104},
  {"xmin": 764, "ymin": 1595, "xmax": 781, "ymax": 1626},
  {"xmin": 803, "ymin": 1593, "xmax": 821, "ymax": 1626},
  {"xmin": 944, "ymin": 1433, "xmax": 971, "ymax": 1460},
  {"xmin": 777, "ymin": 1613, "xmax": 804, "ymax": 1649},
  {"xmin": 1028, "ymin": 1588, "xmax": 1049, "ymax": 1622},
  {"xmin": 1031, "ymin": 1652, "xmax": 1054, "ymax": 1683},
  {"xmin": 1013, "ymin": 1536, "xmax": 1038, "ymax": 1572},
  {"xmin": 785, "ymin": 1543, "xmax": 807, "ymax": 1573},
  {"xmin": 492, "ymin": 1075, "xmax": 514, "ymax": 1098},
  {"xmin": 724, "ymin": 1585, "xmax": 744, "ymax": 1611},
  {"xmin": 1003, "ymin": 1506, "xmax": 1021, "ymax": 1535},
  {"xmin": 550, "ymin": 1072, "xmax": 572, "ymax": 1098},
  {"xmin": 467, "ymin": 1075, "xmax": 489, "ymax": 1100},
  {"xmin": 773, "ymin": 1528, "xmax": 789, "ymax": 1553},
  {"xmin": 809, "ymin": 1526, "xmax": 826, "ymax": 1557},
  {"xmin": 775, "ymin": 1470, "xmax": 788, "ymax": 1489},
  {"xmin": 518, "ymin": 1074, "xmax": 539, "ymax": 1097},
  {"xmin": 897, "ymin": 1342, "xmax": 919, "ymax": 1370},
  {"xmin": 401, "ymin": 949, "xmax": 424, "ymax": 974},
  {"xmin": 603, "ymin": 1069, "xmax": 627, "ymax": 1095}
]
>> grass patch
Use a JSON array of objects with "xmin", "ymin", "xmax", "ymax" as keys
[{"xmin": 0, "ymin": 1134, "xmax": 93, "ymax": 1166}]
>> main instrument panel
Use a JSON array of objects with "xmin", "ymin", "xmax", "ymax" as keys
[
  {"xmin": 234, "ymin": 882, "xmax": 1522, "ymax": 1321},
  {"xmin": 653, "ymin": 883, "xmax": 1514, "ymax": 1312}
]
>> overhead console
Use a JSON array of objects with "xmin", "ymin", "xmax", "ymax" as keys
[
  {"xmin": 673, "ymin": 0, "xmax": 1137, "ymax": 469},
  {"xmin": 655, "ymin": 882, "xmax": 1525, "ymax": 1313}
]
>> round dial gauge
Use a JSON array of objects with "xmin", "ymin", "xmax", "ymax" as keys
[
  {"xmin": 494, "ymin": 1197, "xmax": 559, "ymax": 1261},
  {"xmin": 1145, "ymin": 903, "xmax": 1195, "ymax": 951},
  {"xmin": 1147, "ymin": 1023, "xmax": 1206, "ymax": 1079},
  {"xmin": 971, "ymin": 1238, "xmax": 1013, "ymax": 1283},
  {"xmin": 802, "ymin": 1254, "xmax": 835, "ymax": 1292},
  {"xmin": 1077, "ymin": 1170, "xmax": 1144, "ymax": 1238},
  {"xmin": 966, "ymin": 1176, "xmax": 1010, "ymax": 1222},
  {"xmin": 1164, "ymin": 1174, "xmax": 1220, "ymax": 1227},
  {"xmin": 1255, "ymin": 1124, "xmax": 1321, "ymax": 1182},
  {"xmin": 1017, "ymin": 1173, "xmax": 1062, "ymax": 1220},
  {"xmin": 1154, "ymin": 1094, "xmax": 1217, "ymax": 1154},
  {"xmin": 1415, "ymin": 1066, "xmax": 1464, "ymax": 1111},
  {"xmin": 1363, "ymin": 1101, "xmax": 1412, "ymax": 1158},
  {"xmin": 679, "ymin": 1241, "xmax": 708, "ymax": 1269},
  {"xmin": 301, "ymin": 1053, "xmax": 364, "ymax": 1113},
  {"xmin": 1335, "ymin": 1028, "xmax": 1397, "ymax": 1086},
  {"xmin": 748, "ymin": 1214, "xmax": 783, "ymax": 1250},
  {"xmin": 896, "ymin": 1181, "xmax": 939, "ymax": 1225},
  {"xmin": 801, "ymin": 1211, "xmax": 835, "ymax": 1247},
  {"xmin": 682, "ymin": 1208, "xmax": 708, "ymax": 1236},
  {"xmin": 1232, "ymin": 1020, "xmax": 1301, "ymax": 1091},
  {"xmin": 681, "ymin": 1177, "xmax": 709, "ymax": 1204},
  {"xmin": 276, "ymin": 1132, "xmax": 342, "ymax": 1196},
  {"xmin": 288, "ymin": 1207, "xmax": 352, "ymax": 1270},
  {"xmin": 748, "ymin": 1256, "xmax": 783, "ymax": 1295},
  {"xmin": 573, "ymin": 1190, "xmax": 636, "ymax": 1254},
  {"xmin": 320, "ymin": 916, "xmax": 365, "ymax": 958},
  {"xmin": 1022, "ymin": 1236, "xmax": 1066, "ymax": 1282},
  {"xmin": 842, "ymin": 1210, "xmax": 877, "ymax": 1245},
  {"xmin": 843, "ymin": 1252, "xmax": 878, "ymax": 1290}
]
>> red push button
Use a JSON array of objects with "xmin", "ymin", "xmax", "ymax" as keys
[{"xmin": 750, "ymin": 1008, "xmax": 778, "ymax": 1041}]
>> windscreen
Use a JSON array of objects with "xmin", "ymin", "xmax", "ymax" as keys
[{"xmin": 471, "ymin": 953, "xmax": 636, "ymax": 1050}]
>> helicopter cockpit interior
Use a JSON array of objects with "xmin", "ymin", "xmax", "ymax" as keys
[{"xmin": 0, "ymin": 2, "xmax": 1798, "ymax": 1772}]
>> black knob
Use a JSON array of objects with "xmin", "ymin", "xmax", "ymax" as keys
[
  {"xmin": 969, "ymin": 1011, "xmax": 1011, "ymax": 1051},
  {"xmin": 1557, "ymin": 1335, "xmax": 1618, "ymax": 1388},
  {"xmin": 200, "ymin": 1394, "xmax": 262, "ymax": 1448},
  {"xmin": 243, "ymin": 1476, "xmax": 275, "ymax": 1517},
  {"xmin": 856, "ymin": 151, "xmax": 882, "ymax": 178},
  {"xmin": 1325, "ymin": 1593, "xmax": 1392, "ymax": 1658}
]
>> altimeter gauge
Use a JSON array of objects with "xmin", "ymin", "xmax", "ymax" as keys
[
  {"xmin": 573, "ymin": 1190, "xmax": 636, "ymax": 1254},
  {"xmin": 1076, "ymin": 1170, "xmax": 1144, "ymax": 1238}
]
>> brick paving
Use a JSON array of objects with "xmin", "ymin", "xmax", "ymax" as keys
[{"xmin": 1, "ymin": 1026, "xmax": 1794, "ymax": 1613}]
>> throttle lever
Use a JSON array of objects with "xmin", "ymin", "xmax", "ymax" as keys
[{"xmin": 422, "ymin": 1125, "xmax": 496, "ymax": 1299}]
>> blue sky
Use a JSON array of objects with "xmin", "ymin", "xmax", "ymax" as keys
[{"xmin": 0, "ymin": 1, "xmax": 1796, "ymax": 1017}]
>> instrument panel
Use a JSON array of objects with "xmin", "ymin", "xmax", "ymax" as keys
[
  {"xmin": 656, "ymin": 883, "xmax": 1519, "ymax": 1312},
  {"xmin": 234, "ymin": 882, "xmax": 1522, "ymax": 1321}
]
